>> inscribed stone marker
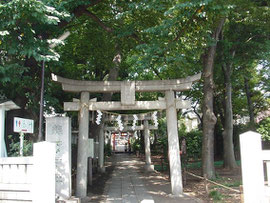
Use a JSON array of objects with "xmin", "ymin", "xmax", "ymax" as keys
[
  {"xmin": 121, "ymin": 81, "xmax": 135, "ymax": 105},
  {"xmin": 46, "ymin": 117, "xmax": 72, "ymax": 200}
]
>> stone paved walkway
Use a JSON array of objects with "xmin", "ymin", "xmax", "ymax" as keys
[
  {"xmin": 101, "ymin": 154, "xmax": 201, "ymax": 203},
  {"xmin": 105, "ymin": 155, "xmax": 154, "ymax": 203}
]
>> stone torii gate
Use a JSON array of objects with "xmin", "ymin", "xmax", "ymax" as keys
[
  {"xmin": 52, "ymin": 73, "xmax": 201, "ymax": 198},
  {"xmin": 90, "ymin": 112, "xmax": 159, "ymax": 172},
  {"xmin": 104, "ymin": 120, "xmax": 158, "ymax": 171}
]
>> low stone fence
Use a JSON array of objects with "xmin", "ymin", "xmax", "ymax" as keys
[
  {"xmin": 0, "ymin": 142, "xmax": 56, "ymax": 203},
  {"xmin": 0, "ymin": 157, "xmax": 33, "ymax": 201},
  {"xmin": 240, "ymin": 131, "xmax": 270, "ymax": 203}
]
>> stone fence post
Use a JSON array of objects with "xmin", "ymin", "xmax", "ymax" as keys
[
  {"xmin": 32, "ymin": 141, "xmax": 56, "ymax": 203},
  {"xmin": 240, "ymin": 131, "xmax": 265, "ymax": 203}
]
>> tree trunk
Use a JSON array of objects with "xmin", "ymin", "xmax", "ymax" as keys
[
  {"xmin": 222, "ymin": 58, "xmax": 238, "ymax": 169},
  {"xmin": 202, "ymin": 18, "xmax": 225, "ymax": 179},
  {"xmin": 89, "ymin": 47, "xmax": 121, "ymax": 138},
  {"xmin": 244, "ymin": 77, "xmax": 255, "ymax": 127}
]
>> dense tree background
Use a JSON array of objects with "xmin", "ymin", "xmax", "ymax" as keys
[{"xmin": 0, "ymin": 0, "xmax": 269, "ymax": 177}]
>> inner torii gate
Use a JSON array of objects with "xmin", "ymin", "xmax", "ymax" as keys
[
  {"xmin": 90, "ymin": 113, "xmax": 158, "ymax": 173},
  {"xmin": 103, "ymin": 115, "xmax": 158, "ymax": 171},
  {"xmin": 52, "ymin": 73, "xmax": 201, "ymax": 198}
]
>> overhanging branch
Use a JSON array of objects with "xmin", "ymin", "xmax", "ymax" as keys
[{"xmin": 83, "ymin": 9, "xmax": 114, "ymax": 33}]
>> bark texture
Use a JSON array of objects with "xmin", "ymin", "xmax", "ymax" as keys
[
  {"xmin": 244, "ymin": 77, "xmax": 255, "ymax": 127},
  {"xmin": 222, "ymin": 54, "xmax": 238, "ymax": 169},
  {"xmin": 89, "ymin": 47, "xmax": 121, "ymax": 139},
  {"xmin": 202, "ymin": 18, "xmax": 225, "ymax": 179}
]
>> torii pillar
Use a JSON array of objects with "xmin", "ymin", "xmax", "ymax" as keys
[
  {"xmin": 166, "ymin": 90, "xmax": 183, "ymax": 195},
  {"xmin": 76, "ymin": 92, "xmax": 89, "ymax": 198},
  {"xmin": 98, "ymin": 124, "xmax": 105, "ymax": 173},
  {"xmin": 144, "ymin": 120, "xmax": 154, "ymax": 171}
]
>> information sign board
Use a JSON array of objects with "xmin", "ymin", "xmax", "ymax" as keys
[{"xmin": 14, "ymin": 117, "xmax": 34, "ymax": 134}]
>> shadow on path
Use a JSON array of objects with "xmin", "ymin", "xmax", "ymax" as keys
[{"xmin": 84, "ymin": 153, "xmax": 202, "ymax": 203}]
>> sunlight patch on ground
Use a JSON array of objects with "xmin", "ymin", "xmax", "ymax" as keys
[{"xmin": 140, "ymin": 199, "xmax": 155, "ymax": 203}]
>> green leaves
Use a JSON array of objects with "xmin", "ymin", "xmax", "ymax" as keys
[
  {"xmin": 0, "ymin": 0, "xmax": 70, "ymax": 62},
  {"xmin": 0, "ymin": 63, "xmax": 27, "ymax": 83},
  {"xmin": 258, "ymin": 117, "xmax": 270, "ymax": 141}
]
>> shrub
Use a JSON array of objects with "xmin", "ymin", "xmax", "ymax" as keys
[
  {"xmin": 8, "ymin": 135, "xmax": 33, "ymax": 157},
  {"xmin": 157, "ymin": 136, "xmax": 168, "ymax": 160},
  {"xmin": 104, "ymin": 142, "xmax": 112, "ymax": 157},
  {"xmin": 180, "ymin": 130, "xmax": 203, "ymax": 160},
  {"xmin": 209, "ymin": 190, "xmax": 223, "ymax": 201},
  {"xmin": 156, "ymin": 129, "xmax": 203, "ymax": 161},
  {"xmin": 257, "ymin": 117, "xmax": 270, "ymax": 141},
  {"xmin": 131, "ymin": 138, "xmax": 141, "ymax": 152}
]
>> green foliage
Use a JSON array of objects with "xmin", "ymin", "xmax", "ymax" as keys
[
  {"xmin": 157, "ymin": 136, "xmax": 168, "ymax": 159},
  {"xmin": 131, "ymin": 138, "xmax": 141, "ymax": 152},
  {"xmin": 180, "ymin": 130, "xmax": 203, "ymax": 160},
  {"xmin": 0, "ymin": 63, "xmax": 28, "ymax": 84},
  {"xmin": 156, "ymin": 125, "xmax": 202, "ymax": 161},
  {"xmin": 104, "ymin": 142, "xmax": 112, "ymax": 157},
  {"xmin": 209, "ymin": 190, "xmax": 224, "ymax": 202},
  {"xmin": 187, "ymin": 160, "xmax": 241, "ymax": 169},
  {"xmin": 214, "ymin": 0, "xmax": 270, "ymax": 121},
  {"xmin": 126, "ymin": 0, "xmax": 236, "ymax": 81},
  {"xmin": 223, "ymin": 180, "xmax": 242, "ymax": 188},
  {"xmin": 8, "ymin": 135, "xmax": 33, "ymax": 157},
  {"xmin": 0, "ymin": 0, "xmax": 269, "ymax": 173},
  {"xmin": 234, "ymin": 124, "xmax": 250, "ymax": 136},
  {"xmin": 0, "ymin": 0, "xmax": 70, "ymax": 62},
  {"xmin": 154, "ymin": 164, "xmax": 168, "ymax": 172},
  {"xmin": 0, "ymin": 1, "xmax": 72, "ymax": 136},
  {"xmin": 257, "ymin": 117, "xmax": 270, "ymax": 141}
]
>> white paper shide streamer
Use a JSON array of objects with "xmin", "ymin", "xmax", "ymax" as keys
[
  {"xmin": 95, "ymin": 110, "xmax": 103, "ymax": 125},
  {"xmin": 116, "ymin": 115, "xmax": 124, "ymax": 131},
  {"xmin": 134, "ymin": 131, "xmax": 138, "ymax": 139},
  {"xmin": 152, "ymin": 111, "xmax": 158, "ymax": 127},
  {"xmin": 132, "ymin": 114, "xmax": 138, "ymax": 131}
]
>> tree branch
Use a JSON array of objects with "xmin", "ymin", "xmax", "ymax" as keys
[
  {"xmin": 83, "ymin": 9, "xmax": 144, "ymax": 43},
  {"xmin": 88, "ymin": 0, "xmax": 103, "ymax": 7},
  {"xmin": 192, "ymin": 100, "xmax": 203, "ymax": 124},
  {"xmin": 59, "ymin": 1, "xmax": 144, "ymax": 44},
  {"xmin": 151, "ymin": 66, "xmax": 162, "ymax": 80},
  {"xmin": 59, "ymin": 1, "xmax": 103, "ymax": 28},
  {"xmin": 213, "ymin": 18, "xmax": 226, "ymax": 41},
  {"xmin": 83, "ymin": 9, "xmax": 114, "ymax": 33}
]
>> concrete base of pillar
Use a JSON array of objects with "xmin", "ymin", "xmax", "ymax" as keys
[
  {"xmin": 144, "ymin": 164, "xmax": 155, "ymax": 172},
  {"xmin": 98, "ymin": 166, "xmax": 106, "ymax": 173},
  {"xmin": 60, "ymin": 197, "xmax": 81, "ymax": 203},
  {"xmin": 79, "ymin": 197, "xmax": 93, "ymax": 203},
  {"xmin": 168, "ymin": 194, "xmax": 184, "ymax": 198}
]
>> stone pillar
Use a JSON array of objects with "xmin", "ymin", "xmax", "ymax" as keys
[
  {"xmin": 240, "ymin": 131, "xmax": 265, "ymax": 203},
  {"xmin": 108, "ymin": 131, "xmax": 112, "ymax": 147},
  {"xmin": 165, "ymin": 90, "xmax": 183, "ymax": 196},
  {"xmin": 76, "ymin": 92, "xmax": 89, "ymax": 198},
  {"xmin": 32, "ymin": 142, "xmax": 56, "ymax": 203},
  {"xmin": 46, "ymin": 117, "xmax": 72, "ymax": 200},
  {"xmin": 0, "ymin": 106, "xmax": 7, "ymax": 157},
  {"xmin": 98, "ymin": 124, "xmax": 105, "ymax": 173},
  {"xmin": 144, "ymin": 120, "xmax": 154, "ymax": 171}
]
